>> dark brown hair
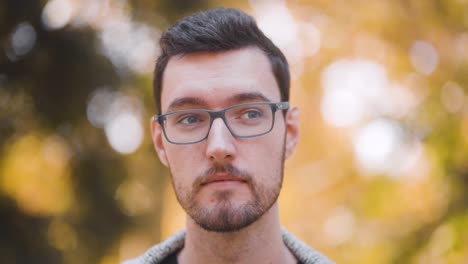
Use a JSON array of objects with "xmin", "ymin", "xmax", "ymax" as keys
[{"xmin": 154, "ymin": 8, "xmax": 290, "ymax": 113}]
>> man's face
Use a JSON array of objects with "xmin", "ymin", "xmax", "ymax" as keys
[{"xmin": 151, "ymin": 47, "xmax": 299, "ymax": 232}]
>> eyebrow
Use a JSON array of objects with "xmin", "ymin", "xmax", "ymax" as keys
[
  {"xmin": 165, "ymin": 92, "xmax": 272, "ymax": 113},
  {"xmin": 167, "ymin": 97, "xmax": 208, "ymax": 112}
]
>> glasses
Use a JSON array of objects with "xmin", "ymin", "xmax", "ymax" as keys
[{"xmin": 154, "ymin": 101, "xmax": 289, "ymax": 144}]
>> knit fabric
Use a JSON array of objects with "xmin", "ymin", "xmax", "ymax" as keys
[{"xmin": 122, "ymin": 228, "xmax": 334, "ymax": 264}]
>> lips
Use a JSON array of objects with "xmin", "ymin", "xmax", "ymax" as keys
[{"xmin": 200, "ymin": 173, "xmax": 246, "ymax": 185}]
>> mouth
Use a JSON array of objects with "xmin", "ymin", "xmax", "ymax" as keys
[{"xmin": 201, "ymin": 173, "xmax": 247, "ymax": 186}]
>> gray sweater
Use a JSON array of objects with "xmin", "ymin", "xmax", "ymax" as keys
[{"xmin": 122, "ymin": 228, "xmax": 334, "ymax": 264}]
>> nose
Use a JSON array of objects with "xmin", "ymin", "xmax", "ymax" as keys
[{"xmin": 205, "ymin": 117, "xmax": 236, "ymax": 164}]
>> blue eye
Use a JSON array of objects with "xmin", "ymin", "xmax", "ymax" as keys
[
  {"xmin": 179, "ymin": 115, "xmax": 201, "ymax": 124},
  {"xmin": 242, "ymin": 110, "xmax": 262, "ymax": 119}
]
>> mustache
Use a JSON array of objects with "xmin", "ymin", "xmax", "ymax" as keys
[{"xmin": 193, "ymin": 164, "xmax": 252, "ymax": 189}]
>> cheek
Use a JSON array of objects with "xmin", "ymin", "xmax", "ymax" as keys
[
  {"xmin": 165, "ymin": 145, "xmax": 204, "ymax": 185},
  {"xmin": 255, "ymin": 124, "xmax": 285, "ymax": 157},
  {"xmin": 241, "ymin": 132, "xmax": 285, "ymax": 178},
  {"xmin": 165, "ymin": 143, "xmax": 203, "ymax": 165}
]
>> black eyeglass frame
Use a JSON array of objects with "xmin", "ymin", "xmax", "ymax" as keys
[{"xmin": 153, "ymin": 101, "xmax": 289, "ymax": 145}]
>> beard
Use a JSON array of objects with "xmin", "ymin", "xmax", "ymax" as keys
[{"xmin": 170, "ymin": 158, "xmax": 285, "ymax": 233}]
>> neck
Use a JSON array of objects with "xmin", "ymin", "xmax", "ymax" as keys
[{"xmin": 178, "ymin": 203, "xmax": 297, "ymax": 264}]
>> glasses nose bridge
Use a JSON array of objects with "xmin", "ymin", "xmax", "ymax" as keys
[
  {"xmin": 209, "ymin": 109, "xmax": 228, "ymax": 124},
  {"xmin": 208, "ymin": 109, "xmax": 232, "ymax": 134}
]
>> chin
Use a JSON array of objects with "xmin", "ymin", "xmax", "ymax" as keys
[
  {"xmin": 194, "ymin": 202, "xmax": 261, "ymax": 232},
  {"xmin": 188, "ymin": 194, "xmax": 275, "ymax": 233}
]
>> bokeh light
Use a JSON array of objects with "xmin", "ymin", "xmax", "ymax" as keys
[
  {"xmin": 42, "ymin": 0, "xmax": 74, "ymax": 30},
  {"xmin": 86, "ymin": 87, "xmax": 116, "ymax": 128},
  {"xmin": 320, "ymin": 59, "xmax": 388, "ymax": 127},
  {"xmin": 441, "ymin": 81, "xmax": 466, "ymax": 114},
  {"xmin": 104, "ymin": 112, "xmax": 143, "ymax": 154},
  {"xmin": 69, "ymin": 0, "xmax": 109, "ymax": 27},
  {"xmin": 250, "ymin": 0, "xmax": 321, "ymax": 78},
  {"xmin": 99, "ymin": 20, "xmax": 160, "ymax": 74},
  {"xmin": 87, "ymin": 88, "xmax": 144, "ymax": 154},
  {"xmin": 353, "ymin": 119, "xmax": 402, "ymax": 173},
  {"xmin": 409, "ymin": 40, "xmax": 439, "ymax": 75},
  {"xmin": 251, "ymin": 1, "xmax": 298, "ymax": 49},
  {"xmin": 352, "ymin": 119, "xmax": 423, "ymax": 177},
  {"xmin": 10, "ymin": 22, "xmax": 36, "ymax": 57}
]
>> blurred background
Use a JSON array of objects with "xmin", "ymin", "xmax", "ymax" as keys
[{"xmin": 1, "ymin": 0, "xmax": 467, "ymax": 263}]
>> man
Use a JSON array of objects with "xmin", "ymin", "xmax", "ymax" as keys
[{"xmin": 124, "ymin": 7, "xmax": 333, "ymax": 264}]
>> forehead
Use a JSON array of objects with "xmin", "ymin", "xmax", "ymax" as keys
[{"xmin": 161, "ymin": 47, "xmax": 281, "ymax": 112}]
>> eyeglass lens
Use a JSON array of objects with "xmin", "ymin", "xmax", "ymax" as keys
[{"xmin": 163, "ymin": 103, "xmax": 274, "ymax": 143}]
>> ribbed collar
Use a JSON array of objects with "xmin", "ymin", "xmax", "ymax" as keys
[{"xmin": 123, "ymin": 228, "xmax": 334, "ymax": 264}]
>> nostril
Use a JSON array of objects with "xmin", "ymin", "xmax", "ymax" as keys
[{"xmin": 209, "ymin": 153, "xmax": 232, "ymax": 161}]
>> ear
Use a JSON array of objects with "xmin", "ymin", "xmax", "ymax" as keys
[
  {"xmin": 151, "ymin": 117, "xmax": 169, "ymax": 167},
  {"xmin": 284, "ymin": 106, "xmax": 299, "ymax": 159}
]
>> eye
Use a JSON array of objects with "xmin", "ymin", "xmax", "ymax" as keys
[
  {"xmin": 179, "ymin": 115, "xmax": 202, "ymax": 124},
  {"xmin": 241, "ymin": 110, "xmax": 262, "ymax": 120}
]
